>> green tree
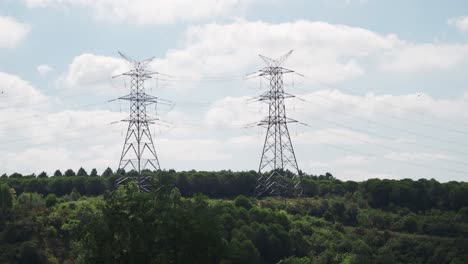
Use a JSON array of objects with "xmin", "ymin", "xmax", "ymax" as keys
[
  {"xmin": 45, "ymin": 194, "xmax": 57, "ymax": 207},
  {"xmin": 70, "ymin": 188, "xmax": 82, "ymax": 201},
  {"xmin": 401, "ymin": 214, "xmax": 418, "ymax": 233},
  {"xmin": 10, "ymin": 172, "xmax": 23, "ymax": 178},
  {"xmin": 223, "ymin": 239, "xmax": 260, "ymax": 264},
  {"xmin": 85, "ymin": 178, "xmax": 105, "ymax": 196},
  {"xmin": 53, "ymin": 170, "xmax": 62, "ymax": 177},
  {"xmin": 73, "ymin": 186, "xmax": 226, "ymax": 264},
  {"xmin": 0, "ymin": 184, "xmax": 13, "ymax": 212},
  {"xmin": 37, "ymin": 172, "xmax": 48, "ymax": 178},
  {"xmin": 101, "ymin": 167, "xmax": 113, "ymax": 177},
  {"xmin": 64, "ymin": 169, "xmax": 76, "ymax": 177},
  {"xmin": 18, "ymin": 241, "xmax": 46, "ymax": 264},
  {"xmin": 77, "ymin": 167, "xmax": 88, "ymax": 177},
  {"xmin": 16, "ymin": 193, "xmax": 45, "ymax": 211},
  {"xmin": 234, "ymin": 195, "xmax": 252, "ymax": 210},
  {"xmin": 90, "ymin": 168, "xmax": 98, "ymax": 177}
]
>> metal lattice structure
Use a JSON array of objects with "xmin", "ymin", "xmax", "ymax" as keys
[
  {"xmin": 252, "ymin": 50, "xmax": 302, "ymax": 197},
  {"xmin": 113, "ymin": 52, "xmax": 171, "ymax": 192}
]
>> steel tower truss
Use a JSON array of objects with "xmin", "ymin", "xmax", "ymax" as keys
[
  {"xmin": 252, "ymin": 51, "xmax": 302, "ymax": 197},
  {"xmin": 113, "ymin": 52, "xmax": 170, "ymax": 192}
]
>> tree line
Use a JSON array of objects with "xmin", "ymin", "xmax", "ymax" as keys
[{"xmin": 1, "ymin": 169, "xmax": 467, "ymax": 211}]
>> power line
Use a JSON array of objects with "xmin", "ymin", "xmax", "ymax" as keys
[
  {"xmin": 294, "ymin": 110, "xmax": 468, "ymax": 159},
  {"xmin": 296, "ymin": 91, "xmax": 467, "ymax": 148},
  {"xmin": 299, "ymin": 121, "xmax": 468, "ymax": 168},
  {"xmin": 297, "ymin": 75, "xmax": 468, "ymax": 132},
  {"xmin": 304, "ymin": 131, "xmax": 468, "ymax": 176}
]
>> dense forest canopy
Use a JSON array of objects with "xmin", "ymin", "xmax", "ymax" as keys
[{"xmin": 0, "ymin": 169, "xmax": 467, "ymax": 263}]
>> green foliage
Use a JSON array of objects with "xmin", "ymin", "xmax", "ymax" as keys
[
  {"xmin": 10, "ymin": 172, "xmax": 23, "ymax": 178},
  {"xmin": 64, "ymin": 169, "xmax": 75, "ymax": 177},
  {"xmin": 223, "ymin": 239, "xmax": 260, "ymax": 264},
  {"xmin": 72, "ymin": 186, "xmax": 225, "ymax": 264},
  {"xmin": 45, "ymin": 194, "xmax": 57, "ymax": 207},
  {"xmin": 70, "ymin": 188, "xmax": 81, "ymax": 201},
  {"xmin": 90, "ymin": 168, "xmax": 98, "ymax": 177},
  {"xmin": 0, "ymin": 170, "xmax": 467, "ymax": 263},
  {"xmin": 18, "ymin": 241, "xmax": 46, "ymax": 264},
  {"xmin": 38, "ymin": 172, "xmax": 48, "ymax": 178},
  {"xmin": 16, "ymin": 193, "xmax": 45, "ymax": 211},
  {"xmin": 101, "ymin": 167, "xmax": 113, "ymax": 177},
  {"xmin": 76, "ymin": 167, "xmax": 88, "ymax": 177},
  {"xmin": 0, "ymin": 184, "xmax": 13, "ymax": 212},
  {"xmin": 234, "ymin": 195, "xmax": 252, "ymax": 210}
]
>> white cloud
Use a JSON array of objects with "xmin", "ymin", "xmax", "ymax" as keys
[
  {"xmin": 0, "ymin": 16, "xmax": 31, "ymax": 48},
  {"xmin": 296, "ymin": 89, "xmax": 468, "ymax": 120},
  {"xmin": 24, "ymin": 0, "xmax": 252, "ymax": 25},
  {"xmin": 58, "ymin": 53, "xmax": 127, "ymax": 94},
  {"xmin": 204, "ymin": 96, "xmax": 261, "ymax": 128},
  {"xmin": 0, "ymin": 72, "xmax": 48, "ymax": 109},
  {"xmin": 60, "ymin": 19, "xmax": 468, "ymax": 93},
  {"xmin": 308, "ymin": 155, "xmax": 371, "ymax": 168},
  {"xmin": 333, "ymin": 170, "xmax": 401, "ymax": 181},
  {"xmin": 157, "ymin": 19, "xmax": 400, "ymax": 82},
  {"xmin": 204, "ymin": 89, "xmax": 468, "ymax": 134},
  {"xmin": 448, "ymin": 16, "xmax": 468, "ymax": 32},
  {"xmin": 384, "ymin": 152, "xmax": 455, "ymax": 162},
  {"xmin": 60, "ymin": 20, "xmax": 403, "ymax": 95},
  {"xmin": 379, "ymin": 43, "xmax": 468, "ymax": 73},
  {"xmin": 37, "ymin": 64, "xmax": 53, "ymax": 76},
  {"xmin": 296, "ymin": 128, "xmax": 376, "ymax": 145}
]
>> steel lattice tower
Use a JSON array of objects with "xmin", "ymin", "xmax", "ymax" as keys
[
  {"xmin": 113, "ymin": 52, "xmax": 170, "ymax": 192},
  {"xmin": 253, "ymin": 51, "xmax": 302, "ymax": 197}
]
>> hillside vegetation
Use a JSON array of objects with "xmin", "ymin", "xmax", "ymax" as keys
[{"xmin": 0, "ymin": 170, "xmax": 467, "ymax": 263}]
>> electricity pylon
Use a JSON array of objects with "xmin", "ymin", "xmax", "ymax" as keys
[
  {"xmin": 249, "ymin": 50, "xmax": 302, "ymax": 197},
  {"xmin": 112, "ymin": 52, "xmax": 171, "ymax": 192}
]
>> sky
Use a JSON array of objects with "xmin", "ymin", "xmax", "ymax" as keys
[{"xmin": 1, "ymin": 0, "xmax": 468, "ymax": 182}]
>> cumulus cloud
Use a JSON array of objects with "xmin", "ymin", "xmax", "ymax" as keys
[
  {"xmin": 37, "ymin": 64, "xmax": 53, "ymax": 76},
  {"xmin": 379, "ymin": 43, "xmax": 468, "ymax": 73},
  {"xmin": 60, "ymin": 19, "xmax": 468, "ymax": 95},
  {"xmin": 60, "ymin": 20, "xmax": 403, "ymax": 94},
  {"xmin": 308, "ymin": 155, "xmax": 371, "ymax": 168},
  {"xmin": 58, "ymin": 53, "xmax": 127, "ymax": 94},
  {"xmin": 204, "ymin": 89, "xmax": 468, "ymax": 132},
  {"xmin": 384, "ymin": 152, "xmax": 455, "ymax": 162},
  {"xmin": 157, "ymin": 19, "xmax": 400, "ymax": 82},
  {"xmin": 4, "ymin": 18, "xmax": 468, "ymax": 180},
  {"xmin": 24, "ymin": 0, "xmax": 252, "ymax": 25},
  {"xmin": 0, "ymin": 72, "xmax": 48, "ymax": 109},
  {"xmin": 296, "ymin": 89, "xmax": 468, "ymax": 120},
  {"xmin": 448, "ymin": 16, "xmax": 468, "ymax": 32},
  {"xmin": 0, "ymin": 16, "xmax": 31, "ymax": 48}
]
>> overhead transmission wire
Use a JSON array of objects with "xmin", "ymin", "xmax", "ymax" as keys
[
  {"xmin": 0, "ymin": 100, "xmax": 111, "ymax": 132},
  {"xmin": 245, "ymin": 70, "xmax": 468, "ymax": 176},
  {"xmin": 306, "ymin": 136, "xmax": 468, "ymax": 175},
  {"xmin": 3, "ymin": 68, "xmax": 468, "ymax": 174},
  {"xmin": 293, "ymin": 108, "xmax": 468, "ymax": 158},
  {"xmin": 286, "ymin": 80, "xmax": 467, "ymax": 148},
  {"xmin": 0, "ymin": 76, "xmax": 120, "ymax": 110},
  {"xmin": 291, "ymin": 103, "xmax": 468, "ymax": 175},
  {"xmin": 296, "ymin": 74, "xmax": 468, "ymax": 132},
  {"xmin": 167, "ymin": 69, "xmax": 468, "ymax": 153},
  {"xmin": 294, "ymin": 112, "xmax": 468, "ymax": 168},
  {"xmin": 3, "ymin": 123, "xmax": 121, "ymax": 146},
  {"xmin": 294, "ymin": 94, "xmax": 468, "ymax": 149}
]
